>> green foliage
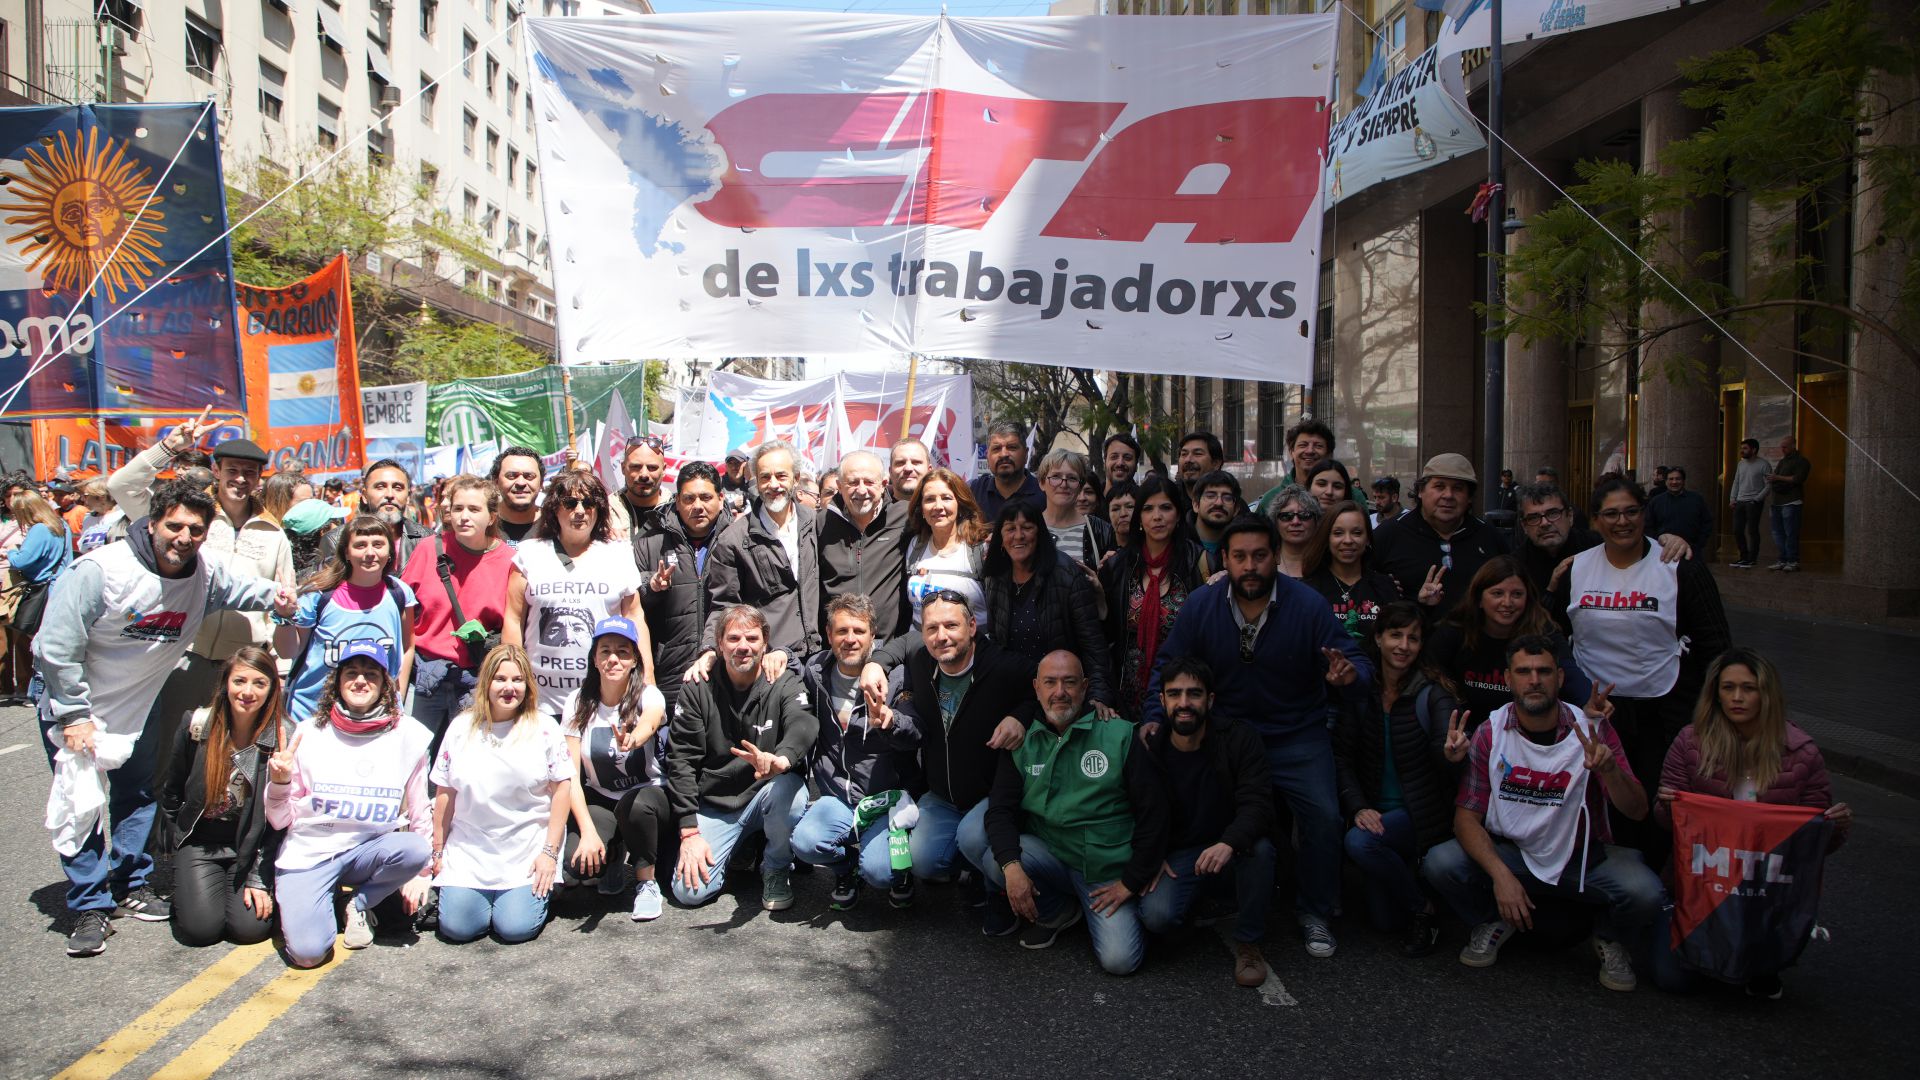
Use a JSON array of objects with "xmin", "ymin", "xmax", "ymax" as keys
[
  {"xmin": 389, "ymin": 311, "xmax": 547, "ymax": 385},
  {"xmin": 1499, "ymin": 0, "xmax": 1919, "ymax": 378},
  {"xmin": 643, "ymin": 360, "xmax": 669, "ymax": 422}
]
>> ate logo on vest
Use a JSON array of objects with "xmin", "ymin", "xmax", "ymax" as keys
[
  {"xmin": 1496, "ymin": 759, "xmax": 1572, "ymax": 808},
  {"xmin": 1080, "ymin": 750, "xmax": 1110, "ymax": 780}
]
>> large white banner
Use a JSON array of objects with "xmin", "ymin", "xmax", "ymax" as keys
[
  {"xmin": 1437, "ymin": 0, "xmax": 1705, "ymax": 94},
  {"xmin": 675, "ymin": 369, "xmax": 972, "ymax": 478},
  {"xmin": 361, "ymin": 382, "xmax": 427, "ymax": 441},
  {"xmin": 1325, "ymin": 45, "xmax": 1482, "ymax": 206},
  {"xmin": 526, "ymin": 14, "xmax": 1335, "ymax": 382}
]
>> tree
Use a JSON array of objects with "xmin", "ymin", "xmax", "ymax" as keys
[
  {"xmin": 959, "ymin": 361, "xmax": 1176, "ymax": 469},
  {"xmin": 1498, "ymin": 0, "xmax": 1919, "ymax": 379},
  {"xmin": 389, "ymin": 310, "xmax": 548, "ymax": 384}
]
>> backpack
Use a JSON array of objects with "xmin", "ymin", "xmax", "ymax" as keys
[{"xmin": 286, "ymin": 576, "xmax": 409, "ymax": 685}]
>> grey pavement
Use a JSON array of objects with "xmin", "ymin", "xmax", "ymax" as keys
[
  {"xmin": 1726, "ymin": 607, "xmax": 1920, "ymax": 793},
  {"xmin": 0, "ymin": 701, "xmax": 1914, "ymax": 1079}
]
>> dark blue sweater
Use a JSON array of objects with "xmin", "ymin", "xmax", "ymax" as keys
[{"xmin": 1142, "ymin": 576, "xmax": 1374, "ymax": 741}]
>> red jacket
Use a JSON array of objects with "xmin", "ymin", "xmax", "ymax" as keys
[{"xmin": 1656, "ymin": 722, "xmax": 1845, "ymax": 850}]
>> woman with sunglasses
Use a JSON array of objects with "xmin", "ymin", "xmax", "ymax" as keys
[
  {"xmin": 1552, "ymin": 476, "xmax": 1731, "ymax": 856},
  {"xmin": 1101, "ymin": 475, "xmax": 1208, "ymax": 721},
  {"xmin": 1265, "ymin": 486, "xmax": 1323, "ymax": 579},
  {"xmin": 503, "ymin": 470, "xmax": 652, "ymax": 723},
  {"xmin": 268, "ymin": 642, "xmax": 434, "ymax": 968},
  {"xmin": 159, "ymin": 646, "xmax": 288, "ymax": 947}
]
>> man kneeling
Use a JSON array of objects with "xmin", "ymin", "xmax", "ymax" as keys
[
  {"xmin": 1421, "ymin": 635, "xmax": 1663, "ymax": 991},
  {"xmin": 967, "ymin": 651, "xmax": 1167, "ymax": 975}
]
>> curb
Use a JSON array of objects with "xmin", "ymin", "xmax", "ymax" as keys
[{"xmin": 1818, "ymin": 740, "xmax": 1920, "ymax": 797}]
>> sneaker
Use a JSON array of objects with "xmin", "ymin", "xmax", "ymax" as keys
[
  {"xmin": 66, "ymin": 911, "xmax": 114, "ymax": 957},
  {"xmin": 1745, "ymin": 973, "xmax": 1785, "ymax": 1000},
  {"xmin": 1459, "ymin": 919, "xmax": 1515, "ymax": 968},
  {"xmin": 1018, "ymin": 904, "xmax": 1084, "ymax": 950},
  {"xmin": 830, "ymin": 870, "xmax": 861, "ymax": 911},
  {"xmin": 341, "ymin": 900, "xmax": 377, "ymax": 949},
  {"xmin": 598, "ymin": 861, "xmax": 633, "ymax": 897},
  {"xmin": 630, "ymin": 880, "xmax": 664, "ymax": 922},
  {"xmin": 1767, "ymin": 561, "xmax": 1787, "ymax": 571},
  {"xmin": 960, "ymin": 869, "xmax": 988, "ymax": 909},
  {"xmin": 1299, "ymin": 914, "xmax": 1337, "ymax": 958},
  {"xmin": 982, "ymin": 892, "xmax": 1019, "ymax": 937},
  {"xmin": 761, "ymin": 866, "xmax": 794, "ymax": 912},
  {"xmin": 1400, "ymin": 907, "xmax": 1440, "ymax": 958},
  {"xmin": 1594, "ymin": 938, "xmax": 1637, "ymax": 991},
  {"xmin": 116, "ymin": 886, "xmax": 171, "ymax": 922},
  {"xmin": 414, "ymin": 888, "xmax": 440, "ymax": 932},
  {"xmin": 1782, "ymin": 561, "xmax": 1800, "ymax": 573},
  {"xmin": 1730, "ymin": 560, "xmax": 1752, "ymax": 569},
  {"xmin": 1234, "ymin": 942, "xmax": 1269, "ymax": 987},
  {"xmin": 888, "ymin": 872, "xmax": 916, "ymax": 910}
]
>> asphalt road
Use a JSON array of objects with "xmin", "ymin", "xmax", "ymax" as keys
[{"xmin": 1, "ymin": 700, "xmax": 1913, "ymax": 1080}]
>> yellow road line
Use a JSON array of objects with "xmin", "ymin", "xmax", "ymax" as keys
[
  {"xmin": 51, "ymin": 942, "xmax": 275, "ymax": 1080},
  {"xmin": 147, "ymin": 941, "xmax": 350, "ymax": 1080}
]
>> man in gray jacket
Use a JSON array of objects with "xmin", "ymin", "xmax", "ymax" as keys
[
  {"xmin": 37, "ymin": 479, "xmax": 294, "ymax": 958},
  {"xmin": 705, "ymin": 441, "xmax": 821, "ymax": 660}
]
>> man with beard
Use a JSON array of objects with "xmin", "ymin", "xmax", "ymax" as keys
[
  {"xmin": 667, "ymin": 604, "xmax": 817, "ymax": 911},
  {"xmin": 321, "ymin": 459, "xmax": 432, "ymax": 567},
  {"xmin": 888, "ymin": 438, "xmax": 931, "ymax": 503},
  {"xmin": 968, "ymin": 421, "xmax": 1044, "ymax": 520},
  {"xmin": 1176, "ymin": 432, "xmax": 1225, "ymax": 502},
  {"xmin": 1371, "ymin": 454, "xmax": 1510, "ymax": 615},
  {"xmin": 636, "ymin": 461, "xmax": 731, "ymax": 719},
  {"xmin": 489, "ymin": 447, "xmax": 546, "ymax": 547},
  {"xmin": 1144, "ymin": 514, "xmax": 1371, "ymax": 960},
  {"xmin": 1190, "ymin": 470, "xmax": 1243, "ymax": 575},
  {"xmin": 1138, "ymin": 657, "xmax": 1276, "ymax": 987},
  {"xmin": 1421, "ymin": 636, "xmax": 1658, "ymax": 992},
  {"xmin": 706, "ymin": 441, "xmax": 821, "ymax": 660},
  {"xmin": 609, "ymin": 435, "xmax": 671, "ymax": 546},
  {"xmin": 970, "ymin": 650, "xmax": 1167, "ymax": 974},
  {"xmin": 36, "ymin": 479, "xmax": 295, "ymax": 956},
  {"xmin": 818, "ymin": 451, "xmax": 911, "ymax": 644},
  {"xmin": 1102, "ymin": 432, "xmax": 1141, "ymax": 490}
]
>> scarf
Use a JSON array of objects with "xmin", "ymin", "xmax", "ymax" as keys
[
  {"xmin": 330, "ymin": 701, "xmax": 397, "ymax": 736},
  {"xmin": 1136, "ymin": 544, "xmax": 1172, "ymax": 696}
]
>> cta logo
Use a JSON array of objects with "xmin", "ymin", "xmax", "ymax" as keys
[{"xmin": 695, "ymin": 90, "xmax": 1326, "ymax": 244}]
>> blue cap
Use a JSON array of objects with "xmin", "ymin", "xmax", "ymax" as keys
[
  {"xmin": 592, "ymin": 616, "xmax": 641, "ymax": 648},
  {"xmin": 338, "ymin": 640, "xmax": 390, "ymax": 668}
]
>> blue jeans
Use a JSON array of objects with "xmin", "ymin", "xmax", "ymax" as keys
[
  {"xmin": 1732, "ymin": 501, "xmax": 1764, "ymax": 564},
  {"xmin": 48, "ymin": 717, "xmax": 161, "ymax": 914},
  {"xmin": 671, "ymin": 773, "xmax": 808, "ymax": 907},
  {"xmin": 1421, "ymin": 837, "xmax": 1665, "ymax": 944},
  {"xmin": 408, "ymin": 671, "xmax": 473, "ymax": 763},
  {"xmin": 1137, "ymin": 839, "xmax": 1277, "ymax": 944},
  {"xmin": 274, "ymin": 832, "xmax": 433, "ymax": 968},
  {"xmin": 1769, "ymin": 502, "xmax": 1802, "ymax": 563},
  {"xmin": 974, "ymin": 833, "xmax": 1145, "ymax": 975},
  {"xmin": 1266, "ymin": 732, "xmax": 1342, "ymax": 920},
  {"xmin": 790, "ymin": 797, "xmax": 898, "ymax": 888},
  {"xmin": 907, "ymin": 792, "xmax": 989, "ymax": 883},
  {"xmin": 1343, "ymin": 808, "xmax": 1426, "ymax": 930},
  {"xmin": 437, "ymin": 885, "xmax": 549, "ymax": 944}
]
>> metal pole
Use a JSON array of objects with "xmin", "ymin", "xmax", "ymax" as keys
[{"xmin": 1480, "ymin": 0, "xmax": 1506, "ymax": 512}]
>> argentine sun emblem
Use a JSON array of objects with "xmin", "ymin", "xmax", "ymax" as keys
[{"xmin": 1, "ymin": 127, "xmax": 167, "ymax": 303}]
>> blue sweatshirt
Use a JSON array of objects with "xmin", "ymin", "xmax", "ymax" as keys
[{"xmin": 1142, "ymin": 576, "xmax": 1374, "ymax": 741}]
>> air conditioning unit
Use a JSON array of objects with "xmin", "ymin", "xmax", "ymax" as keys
[{"xmin": 380, "ymin": 86, "xmax": 402, "ymax": 107}]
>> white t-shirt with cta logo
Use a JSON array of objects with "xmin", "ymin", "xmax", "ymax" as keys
[{"xmin": 514, "ymin": 539, "xmax": 643, "ymax": 719}]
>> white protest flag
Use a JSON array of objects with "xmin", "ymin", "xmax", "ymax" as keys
[
  {"xmin": 595, "ymin": 390, "xmax": 633, "ymax": 492},
  {"xmin": 527, "ymin": 13, "xmax": 1336, "ymax": 383}
]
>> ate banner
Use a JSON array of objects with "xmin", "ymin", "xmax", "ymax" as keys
[
  {"xmin": 526, "ymin": 13, "xmax": 1335, "ymax": 381},
  {"xmin": 1669, "ymin": 792, "xmax": 1833, "ymax": 984}
]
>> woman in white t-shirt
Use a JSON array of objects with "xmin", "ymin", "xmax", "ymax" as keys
[
  {"xmin": 428, "ymin": 644, "xmax": 570, "ymax": 944},
  {"xmin": 266, "ymin": 641, "xmax": 434, "ymax": 968},
  {"xmin": 560, "ymin": 617, "xmax": 670, "ymax": 920},
  {"xmin": 503, "ymin": 470, "xmax": 649, "ymax": 720},
  {"xmin": 903, "ymin": 466, "xmax": 989, "ymax": 628}
]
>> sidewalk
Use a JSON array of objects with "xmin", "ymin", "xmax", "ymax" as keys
[{"xmin": 1725, "ymin": 606, "xmax": 1920, "ymax": 795}]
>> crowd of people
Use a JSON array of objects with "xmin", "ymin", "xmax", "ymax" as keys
[{"xmin": 1, "ymin": 412, "xmax": 1849, "ymax": 1000}]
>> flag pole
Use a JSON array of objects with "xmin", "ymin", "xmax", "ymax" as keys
[
  {"xmin": 559, "ymin": 364, "xmax": 578, "ymax": 470},
  {"xmin": 898, "ymin": 353, "xmax": 920, "ymax": 442}
]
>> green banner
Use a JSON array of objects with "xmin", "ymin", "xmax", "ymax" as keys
[{"xmin": 425, "ymin": 363, "xmax": 652, "ymax": 455}]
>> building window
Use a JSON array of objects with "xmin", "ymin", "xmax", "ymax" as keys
[
  {"xmin": 485, "ymin": 54, "xmax": 500, "ymax": 99},
  {"xmin": 485, "ymin": 128, "xmax": 500, "ymax": 173},
  {"xmin": 484, "ymin": 0, "xmax": 496, "ymax": 25},
  {"xmin": 1195, "ymin": 378, "xmax": 1213, "ymax": 434},
  {"xmin": 317, "ymin": 98, "xmax": 341, "ymax": 150},
  {"xmin": 1171, "ymin": 377, "xmax": 1188, "ymax": 429},
  {"xmin": 462, "ymin": 32, "xmax": 477, "ymax": 78},
  {"xmin": 258, "ymin": 61, "xmax": 286, "ymax": 122},
  {"xmin": 525, "ymin": 162, "xmax": 537, "ymax": 199},
  {"xmin": 462, "ymin": 189, "xmax": 479, "ymax": 224},
  {"xmin": 506, "ymin": 146, "xmax": 519, "ymax": 186},
  {"xmin": 419, "ymin": 162, "xmax": 439, "ymax": 194},
  {"xmin": 506, "ymin": 75, "xmax": 518, "ymax": 118},
  {"xmin": 1222, "ymin": 380, "xmax": 1246, "ymax": 457},
  {"xmin": 1257, "ymin": 383, "xmax": 1286, "ymax": 460},
  {"xmin": 526, "ymin": 228, "xmax": 539, "ymax": 257},
  {"xmin": 465, "ymin": 268, "xmax": 481, "ymax": 290},
  {"xmin": 185, "ymin": 15, "xmax": 222, "ymax": 81},
  {"xmin": 524, "ymin": 93, "xmax": 534, "ymax": 133},
  {"xmin": 505, "ymin": 217, "xmax": 520, "ymax": 250},
  {"xmin": 367, "ymin": 130, "xmax": 391, "ymax": 168},
  {"xmin": 462, "ymin": 110, "xmax": 477, "ymax": 157},
  {"xmin": 419, "ymin": 75, "xmax": 437, "ymax": 126},
  {"xmin": 420, "ymin": 0, "xmax": 437, "ymax": 41}
]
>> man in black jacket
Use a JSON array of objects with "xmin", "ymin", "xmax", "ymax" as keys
[
  {"xmin": 1371, "ymin": 453, "xmax": 1510, "ymax": 614},
  {"xmin": 706, "ymin": 441, "xmax": 821, "ymax": 659},
  {"xmin": 635, "ymin": 461, "xmax": 731, "ymax": 717},
  {"xmin": 816, "ymin": 451, "xmax": 910, "ymax": 646},
  {"xmin": 859, "ymin": 591, "xmax": 1033, "ymax": 894},
  {"xmin": 667, "ymin": 604, "xmax": 817, "ymax": 912},
  {"xmin": 1138, "ymin": 657, "xmax": 1276, "ymax": 988}
]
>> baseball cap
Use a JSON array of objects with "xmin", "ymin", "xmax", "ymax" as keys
[
  {"xmin": 725, "ymin": 450, "xmax": 750, "ymax": 464},
  {"xmin": 212, "ymin": 438, "xmax": 270, "ymax": 464},
  {"xmin": 593, "ymin": 616, "xmax": 641, "ymax": 648},
  {"xmin": 1419, "ymin": 453, "xmax": 1477, "ymax": 486},
  {"xmin": 281, "ymin": 498, "xmax": 336, "ymax": 535},
  {"xmin": 338, "ymin": 639, "xmax": 390, "ymax": 668}
]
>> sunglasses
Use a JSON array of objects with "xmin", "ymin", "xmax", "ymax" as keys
[
  {"xmin": 1273, "ymin": 511, "xmax": 1317, "ymax": 523},
  {"xmin": 625, "ymin": 435, "xmax": 665, "ymax": 452},
  {"xmin": 927, "ymin": 588, "xmax": 971, "ymax": 609},
  {"xmin": 557, "ymin": 497, "xmax": 595, "ymax": 511}
]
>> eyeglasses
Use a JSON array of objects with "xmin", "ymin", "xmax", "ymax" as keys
[
  {"xmin": 1596, "ymin": 505, "xmax": 1644, "ymax": 523},
  {"xmin": 1199, "ymin": 491, "xmax": 1238, "ymax": 504},
  {"xmin": 1044, "ymin": 474, "xmax": 1082, "ymax": 488},
  {"xmin": 1273, "ymin": 511, "xmax": 1317, "ymax": 523},
  {"xmin": 557, "ymin": 497, "xmax": 595, "ymax": 511},
  {"xmin": 1239, "ymin": 621, "xmax": 1259, "ymax": 663},
  {"xmin": 1520, "ymin": 507, "xmax": 1567, "ymax": 527}
]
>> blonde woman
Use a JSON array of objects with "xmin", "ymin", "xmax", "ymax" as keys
[{"xmin": 429, "ymin": 645, "xmax": 570, "ymax": 944}]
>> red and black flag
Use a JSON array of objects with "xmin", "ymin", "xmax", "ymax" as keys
[{"xmin": 1670, "ymin": 792, "xmax": 1834, "ymax": 983}]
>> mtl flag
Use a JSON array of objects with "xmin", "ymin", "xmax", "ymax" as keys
[
  {"xmin": 1669, "ymin": 792, "xmax": 1834, "ymax": 984},
  {"xmin": 526, "ymin": 13, "xmax": 1335, "ymax": 382}
]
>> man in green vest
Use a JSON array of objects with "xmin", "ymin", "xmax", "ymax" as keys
[{"xmin": 967, "ymin": 650, "xmax": 1169, "ymax": 975}]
